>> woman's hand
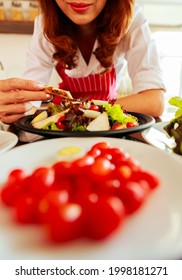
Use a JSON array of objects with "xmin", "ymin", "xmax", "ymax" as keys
[{"xmin": 0, "ymin": 78, "xmax": 52, "ymax": 124}]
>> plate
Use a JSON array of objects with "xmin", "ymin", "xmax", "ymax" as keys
[
  {"xmin": 0, "ymin": 131, "xmax": 18, "ymax": 155},
  {"xmin": 0, "ymin": 137, "xmax": 182, "ymax": 260},
  {"xmin": 142, "ymin": 122, "xmax": 182, "ymax": 160},
  {"xmin": 14, "ymin": 112, "xmax": 155, "ymax": 138}
]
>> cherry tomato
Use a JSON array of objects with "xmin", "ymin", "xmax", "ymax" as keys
[
  {"xmin": 47, "ymin": 202, "xmax": 84, "ymax": 242},
  {"xmin": 89, "ymin": 157, "xmax": 114, "ymax": 181},
  {"xmin": 132, "ymin": 170, "xmax": 160, "ymax": 189},
  {"xmin": 84, "ymin": 195, "xmax": 125, "ymax": 240},
  {"xmin": 88, "ymin": 142, "xmax": 111, "ymax": 152},
  {"xmin": 111, "ymin": 123, "xmax": 126, "ymax": 130},
  {"xmin": 118, "ymin": 181, "xmax": 148, "ymax": 214},
  {"xmin": 57, "ymin": 116, "xmax": 66, "ymax": 129},
  {"xmin": 72, "ymin": 176, "xmax": 93, "ymax": 200},
  {"xmin": 14, "ymin": 193, "xmax": 38, "ymax": 224},
  {"xmin": 52, "ymin": 161, "xmax": 73, "ymax": 180},
  {"xmin": 104, "ymin": 147, "xmax": 130, "ymax": 166},
  {"xmin": 126, "ymin": 122, "xmax": 138, "ymax": 128},
  {"xmin": 7, "ymin": 168, "xmax": 27, "ymax": 184},
  {"xmin": 71, "ymin": 155, "xmax": 95, "ymax": 175},
  {"xmin": 100, "ymin": 179, "xmax": 121, "ymax": 196},
  {"xmin": 38, "ymin": 190, "xmax": 70, "ymax": 224},
  {"xmin": 89, "ymin": 105, "xmax": 100, "ymax": 111},
  {"xmin": 29, "ymin": 167, "xmax": 55, "ymax": 197},
  {"xmin": 0, "ymin": 179, "xmax": 27, "ymax": 207},
  {"xmin": 115, "ymin": 165, "xmax": 133, "ymax": 181}
]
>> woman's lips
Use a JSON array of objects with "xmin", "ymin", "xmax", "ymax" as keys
[{"xmin": 69, "ymin": 2, "xmax": 92, "ymax": 13}]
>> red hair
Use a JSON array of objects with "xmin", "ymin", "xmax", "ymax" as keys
[{"xmin": 38, "ymin": 0, "xmax": 134, "ymax": 69}]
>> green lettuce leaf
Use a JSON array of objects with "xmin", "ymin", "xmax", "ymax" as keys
[
  {"xmin": 169, "ymin": 96, "xmax": 182, "ymax": 118},
  {"xmin": 103, "ymin": 104, "xmax": 137, "ymax": 124}
]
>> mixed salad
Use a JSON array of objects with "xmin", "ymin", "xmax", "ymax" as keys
[
  {"xmin": 164, "ymin": 96, "xmax": 182, "ymax": 155},
  {"xmin": 31, "ymin": 99, "xmax": 139, "ymax": 132}
]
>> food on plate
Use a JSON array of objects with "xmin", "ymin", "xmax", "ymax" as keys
[
  {"xmin": 56, "ymin": 145, "xmax": 85, "ymax": 161},
  {"xmin": 0, "ymin": 142, "xmax": 160, "ymax": 243},
  {"xmin": 31, "ymin": 97, "xmax": 139, "ymax": 132},
  {"xmin": 163, "ymin": 96, "xmax": 182, "ymax": 155}
]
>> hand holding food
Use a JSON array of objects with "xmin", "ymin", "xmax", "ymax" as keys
[{"xmin": 0, "ymin": 78, "xmax": 51, "ymax": 124}]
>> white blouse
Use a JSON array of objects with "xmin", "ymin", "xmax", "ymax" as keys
[{"xmin": 23, "ymin": 4, "xmax": 165, "ymax": 95}]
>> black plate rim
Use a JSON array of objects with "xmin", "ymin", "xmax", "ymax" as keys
[{"xmin": 14, "ymin": 112, "xmax": 155, "ymax": 138}]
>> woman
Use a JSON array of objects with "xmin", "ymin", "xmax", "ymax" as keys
[{"xmin": 23, "ymin": 0, "xmax": 165, "ymax": 117}]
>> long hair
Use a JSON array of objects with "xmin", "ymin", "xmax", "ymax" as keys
[{"xmin": 38, "ymin": 0, "xmax": 135, "ymax": 69}]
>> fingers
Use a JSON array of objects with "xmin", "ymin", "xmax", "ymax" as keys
[
  {"xmin": 0, "ymin": 78, "xmax": 44, "ymax": 91},
  {"xmin": 0, "ymin": 114, "xmax": 25, "ymax": 124},
  {"xmin": 0, "ymin": 103, "xmax": 38, "ymax": 124},
  {"xmin": 0, "ymin": 90, "xmax": 52, "ymax": 105}
]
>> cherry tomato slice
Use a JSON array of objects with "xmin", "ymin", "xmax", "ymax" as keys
[
  {"xmin": 57, "ymin": 116, "xmax": 66, "ymax": 129},
  {"xmin": 126, "ymin": 122, "xmax": 138, "ymax": 128},
  {"xmin": 89, "ymin": 105, "xmax": 100, "ymax": 111}
]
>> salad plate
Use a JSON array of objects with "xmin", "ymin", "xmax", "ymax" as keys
[
  {"xmin": 0, "ymin": 137, "xmax": 182, "ymax": 260},
  {"xmin": 0, "ymin": 131, "xmax": 18, "ymax": 155},
  {"xmin": 14, "ymin": 112, "xmax": 155, "ymax": 138},
  {"xmin": 142, "ymin": 121, "xmax": 178, "ymax": 151}
]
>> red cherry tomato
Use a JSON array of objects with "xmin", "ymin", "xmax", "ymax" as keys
[
  {"xmin": 118, "ymin": 181, "xmax": 148, "ymax": 214},
  {"xmin": 71, "ymin": 155, "xmax": 95, "ymax": 175},
  {"xmin": 57, "ymin": 116, "xmax": 66, "ymax": 129},
  {"xmin": 0, "ymin": 179, "xmax": 27, "ymax": 207},
  {"xmin": 111, "ymin": 123, "xmax": 126, "ymax": 130},
  {"xmin": 84, "ymin": 195, "xmax": 125, "ymax": 239},
  {"xmin": 86, "ymin": 142, "xmax": 111, "ymax": 159},
  {"xmin": 100, "ymin": 179, "xmax": 121, "ymax": 196},
  {"xmin": 89, "ymin": 157, "xmax": 114, "ymax": 181},
  {"xmin": 52, "ymin": 161, "xmax": 73, "ymax": 180},
  {"xmin": 29, "ymin": 167, "xmax": 55, "ymax": 197},
  {"xmin": 38, "ymin": 190, "xmax": 70, "ymax": 224},
  {"xmin": 103, "ymin": 147, "xmax": 130, "ymax": 166},
  {"xmin": 7, "ymin": 168, "xmax": 27, "ymax": 184},
  {"xmin": 47, "ymin": 202, "xmax": 84, "ymax": 242},
  {"xmin": 89, "ymin": 105, "xmax": 100, "ymax": 111},
  {"xmin": 132, "ymin": 170, "xmax": 160, "ymax": 189},
  {"xmin": 126, "ymin": 122, "xmax": 138, "ymax": 128},
  {"xmin": 88, "ymin": 142, "xmax": 111, "ymax": 151},
  {"xmin": 72, "ymin": 176, "xmax": 93, "ymax": 200},
  {"xmin": 14, "ymin": 193, "xmax": 38, "ymax": 224}
]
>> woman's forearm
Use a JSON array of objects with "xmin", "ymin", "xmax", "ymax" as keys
[{"xmin": 116, "ymin": 89, "xmax": 165, "ymax": 117}]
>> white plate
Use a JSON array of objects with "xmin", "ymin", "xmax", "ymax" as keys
[
  {"xmin": 142, "ymin": 122, "xmax": 172, "ymax": 150},
  {"xmin": 0, "ymin": 131, "xmax": 18, "ymax": 155},
  {"xmin": 0, "ymin": 137, "xmax": 182, "ymax": 260}
]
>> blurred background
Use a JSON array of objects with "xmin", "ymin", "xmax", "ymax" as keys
[{"xmin": 0, "ymin": 0, "xmax": 182, "ymax": 115}]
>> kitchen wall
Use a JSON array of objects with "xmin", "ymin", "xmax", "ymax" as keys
[
  {"xmin": 0, "ymin": 33, "xmax": 60, "ymax": 85},
  {"xmin": 138, "ymin": 0, "xmax": 182, "ymax": 28}
]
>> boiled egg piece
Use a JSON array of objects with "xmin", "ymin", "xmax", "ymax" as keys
[{"xmin": 56, "ymin": 146, "xmax": 85, "ymax": 161}]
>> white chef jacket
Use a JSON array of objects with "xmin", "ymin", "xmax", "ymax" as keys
[{"xmin": 23, "ymin": 4, "xmax": 165, "ymax": 95}]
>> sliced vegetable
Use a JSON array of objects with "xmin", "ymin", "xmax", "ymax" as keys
[
  {"xmin": 86, "ymin": 112, "xmax": 110, "ymax": 131},
  {"xmin": 31, "ymin": 111, "xmax": 48, "ymax": 124}
]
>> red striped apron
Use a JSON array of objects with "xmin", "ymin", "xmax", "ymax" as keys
[{"xmin": 53, "ymin": 64, "xmax": 117, "ymax": 104}]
